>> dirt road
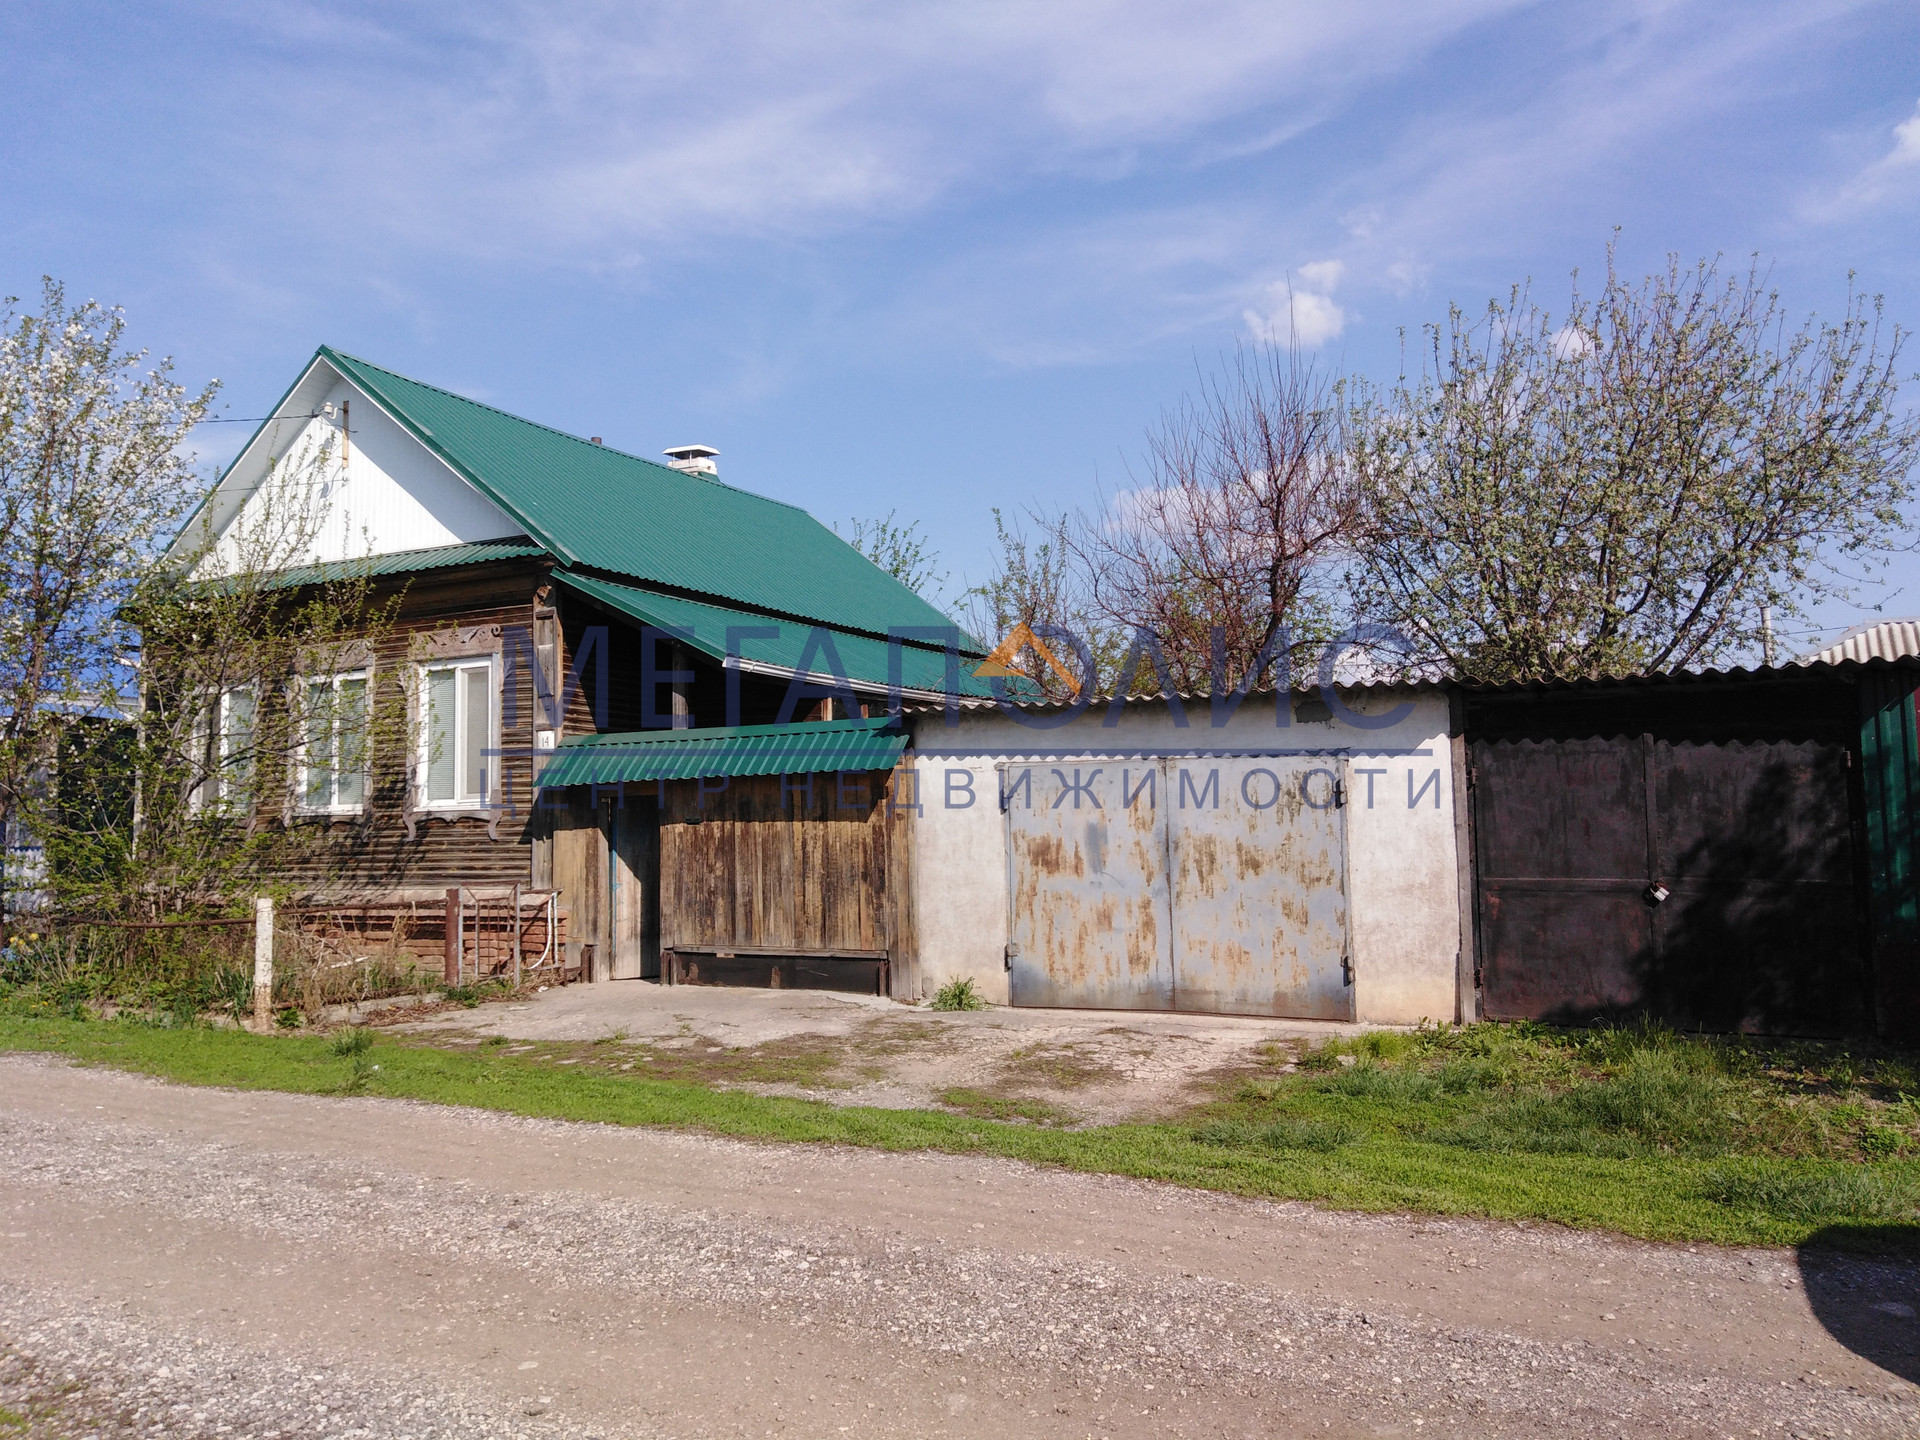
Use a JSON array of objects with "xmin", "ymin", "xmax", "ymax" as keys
[{"xmin": 0, "ymin": 1052, "xmax": 1914, "ymax": 1438}]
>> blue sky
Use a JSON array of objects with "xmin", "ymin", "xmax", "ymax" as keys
[{"xmin": 3, "ymin": 0, "xmax": 1917, "ymax": 648}]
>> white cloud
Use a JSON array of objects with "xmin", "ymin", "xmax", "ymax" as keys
[
  {"xmin": 1826, "ymin": 99, "xmax": 1920, "ymax": 211},
  {"xmin": 1296, "ymin": 259, "xmax": 1346, "ymax": 293},
  {"xmin": 201, "ymin": 0, "xmax": 1531, "ymax": 268},
  {"xmin": 1244, "ymin": 262, "xmax": 1347, "ymax": 348},
  {"xmin": 1383, "ymin": 259, "xmax": 1430, "ymax": 296},
  {"xmin": 1551, "ymin": 324, "xmax": 1596, "ymax": 360},
  {"xmin": 1307, "ymin": 0, "xmax": 1882, "ymax": 274}
]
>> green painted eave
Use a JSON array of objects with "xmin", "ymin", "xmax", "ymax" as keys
[
  {"xmin": 539, "ymin": 717, "xmax": 907, "ymax": 786},
  {"xmin": 251, "ymin": 539, "xmax": 548, "ymax": 591},
  {"xmin": 556, "ymin": 571, "xmax": 1018, "ymax": 700}
]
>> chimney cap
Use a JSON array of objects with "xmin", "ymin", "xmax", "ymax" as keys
[
  {"xmin": 663, "ymin": 443, "xmax": 720, "ymax": 477},
  {"xmin": 589, "ymin": 436, "xmax": 603, "ymax": 445}
]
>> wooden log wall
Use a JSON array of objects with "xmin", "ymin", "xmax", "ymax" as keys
[{"xmin": 269, "ymin": 561, "xmax": 552, "ymax": 894}]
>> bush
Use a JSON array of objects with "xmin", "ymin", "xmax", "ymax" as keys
[{"xmin": 929, "ymin": 977, "xmax": 987, "ymax": 1012}]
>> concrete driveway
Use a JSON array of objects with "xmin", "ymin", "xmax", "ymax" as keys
[{"xmin": 395, "ymin": 980, "xmax": 1368, "ymax": 1124}]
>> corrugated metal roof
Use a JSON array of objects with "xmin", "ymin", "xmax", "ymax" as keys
[
  {"xmin": 1453, "ymin": 654, "xmax": 1920, "ymax": 694},
  {"xmin": 557, "ymin": 572, "xmax": 1020, "ymax": 699},
  {"xmin": 320, "ymin": 348, "xmax": 965, "ymax": 644},
  {"xmin": 538, "ymin": 717, "xmax": 908, "ymax": 785},
  {"xmin": 1796, "ymin": 619, "xmax": 1920, "ymax": 666},
  {"xmin": 259, "ymin": 539, "xmax": 545, "ymax": 590}
]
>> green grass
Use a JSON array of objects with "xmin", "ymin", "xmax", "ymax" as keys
[
  {"xmin": 4, "ymin": 1010, "xmax": 1920, "ymax": 1250},
  {"xmin": 938, "ymin": 1085, "xmax": 1080, "ymax": 1126}
]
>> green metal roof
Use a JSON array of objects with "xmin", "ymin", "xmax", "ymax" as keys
[
  {"xmin": 557, "ymin": 572, "xmax": 1018, "ymax": 699},
  {"xmin": 258, "ymin": 539, "xmax": 545, "ymax": 590},
  {"xmin": 538, "ymin": 717, "xmax": 908, "ymax": 786},
  {"xmin": 317, "ymin": 348, "xmax": 969, "ymax": 645}
]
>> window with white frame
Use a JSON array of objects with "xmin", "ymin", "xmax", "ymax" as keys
[
  {"xmin": 299, "ymin": 671, "xmax": 369, "ymax": 813},
  {"xmin": 218, "ymin": 684, "xmax": 256, "ymax": 810},
  {"xmin": 419, "ymin": 658, "xmax": 494, "ymax": 807},
  {"xmin": 189, "ymin": 684, "xmax": 257, "ymax": 814}
]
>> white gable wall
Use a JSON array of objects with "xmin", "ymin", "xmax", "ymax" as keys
[{"xmin": 190, "ymin": 364, "xmax": 522, "ymax": 577}]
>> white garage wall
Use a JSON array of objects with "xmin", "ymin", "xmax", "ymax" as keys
[{"xmin": 905, "ymin": 687, "xmax": 1461, "ymax": 1025}]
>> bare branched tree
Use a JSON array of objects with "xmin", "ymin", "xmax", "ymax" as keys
[
  {"xmin": 1071, "ymin": 343, "xmax": 1357, "ymax": 695},
  {"xmin": 1348, "ymin": 246, "xmax": 1920, "ymax": 683},
  {"xmin": 961, "ymin": 508, "xmax": 1106, "ymax": 700}
]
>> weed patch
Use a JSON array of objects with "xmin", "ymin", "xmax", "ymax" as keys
[
  {"xmin": 928, "ymin": 977, "xmax": 986, "ymax": 1012},
  {"xmin": 939, "ymin": 1086, "xmax": 1078, "ymax": 1126}
]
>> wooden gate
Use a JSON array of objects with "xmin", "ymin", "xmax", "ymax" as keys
[{"xmin": 657, "ymin": 766, "xmax": 914, "ymax": 995}]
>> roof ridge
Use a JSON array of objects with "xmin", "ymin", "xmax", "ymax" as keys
[{"xmin": 321, "ymin": 347, "xmax": 812, "ymax": 516}]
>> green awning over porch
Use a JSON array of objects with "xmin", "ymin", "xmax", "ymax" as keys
[{"xmin": 537, "ymin": 717, "xmax": 908, "ymax": 787}]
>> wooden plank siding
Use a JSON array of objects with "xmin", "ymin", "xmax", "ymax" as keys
[
  {"xmin": 245, "ymin": 556, "xmax": 921, "ymax": 999},
  {"xmin": 271, "ymin": 559, "xmax": 552, "ymax": 894}
]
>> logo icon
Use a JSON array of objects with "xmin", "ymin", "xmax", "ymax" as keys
[{"xmin": 973, "ymin": 623, "xmax": 1083, "ymax": 697}]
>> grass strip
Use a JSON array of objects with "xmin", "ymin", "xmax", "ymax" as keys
[{"xmin": 5, "ymin": 1014, "xmax": 1918, "ymax": 1252}]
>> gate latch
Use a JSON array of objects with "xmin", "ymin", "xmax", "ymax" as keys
[{"xmin": 1643, "ymin": 882, "xmax": 1670, "ymax": 906}]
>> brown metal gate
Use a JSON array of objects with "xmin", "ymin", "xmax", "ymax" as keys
[{"xmin": 1471, "ymin": 735, "xmax": 1867, "ymax": 1033}]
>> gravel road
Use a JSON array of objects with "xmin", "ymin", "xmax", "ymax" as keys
[{"xmin": 0, "ymin": 1052, "xmax": 1915, "ymax": 1438}]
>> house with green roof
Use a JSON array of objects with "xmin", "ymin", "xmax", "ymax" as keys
[
  {"xmin": 170, "ymin": 347, "xmax": 1472, "ymax": 1027},
  {"xmin": 171, "ymin": 346, "xmax": 1006, "ymax": 993},
  {"xmin": 178, "ymin": 345, "xmax": 993, "ymax": 706}
]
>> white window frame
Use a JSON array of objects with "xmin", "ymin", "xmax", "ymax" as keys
[
  {"xmin": 216, "ymin": 683, "xmax": 257, "ymax": 811},
  {"xmin": 415, "ymin": 655, "xmax": 498, "ymax": 811},
  {"xmin": 296, "ymin": 669, "xmax": 371, "ymax": 816},
  {"xmin": 187, "ymin": 684, "xmax": 257, "ymax": 815}
]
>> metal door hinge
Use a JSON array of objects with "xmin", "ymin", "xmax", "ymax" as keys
[{"xmin": 1341, "ymin": 954, "xmax": 1353, "ymax": 987}]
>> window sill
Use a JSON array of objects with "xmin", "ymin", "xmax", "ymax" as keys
[{"xmin": 406, "ymin": 802, "xmax": 510, "ymax": 842}]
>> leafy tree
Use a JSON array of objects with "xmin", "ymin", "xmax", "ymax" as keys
[
  {"xmin": 1347, "ymin": 248, "xmax": 1920, "ymax": 683},
  {"xmin": 0, "ymin": 280, "xmax": 215, "ymax": 923},
  {"xmin": 90, "ymin": 452, "xmax": 407, "ymax": 919},
  {"xmin": 838, "ymin": 509, "xmax": 948, "ymax": 601}
]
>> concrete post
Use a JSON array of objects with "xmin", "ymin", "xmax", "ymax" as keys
[{"xmin": 252, "ymin": 897, "xmax": 274, "ymax": 1029}]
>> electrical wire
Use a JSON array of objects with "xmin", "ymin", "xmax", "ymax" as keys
[{"xmin": 193, "ymin": 411, "xmax": 324, "ymax": 424}]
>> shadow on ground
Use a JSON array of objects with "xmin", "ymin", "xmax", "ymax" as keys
[{"xmin": 1799, "ymin": 1227, "xmax": 1920, "ymax": 1382}]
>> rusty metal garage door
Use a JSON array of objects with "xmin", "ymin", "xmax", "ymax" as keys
[
  {"xmin": 1472, "ymin": 736, "xmax": 1867, "ymax": 1033},
  {"xmin": 1004, "ymin": 758, "xmax": 1353, "ymax": 1019}
]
